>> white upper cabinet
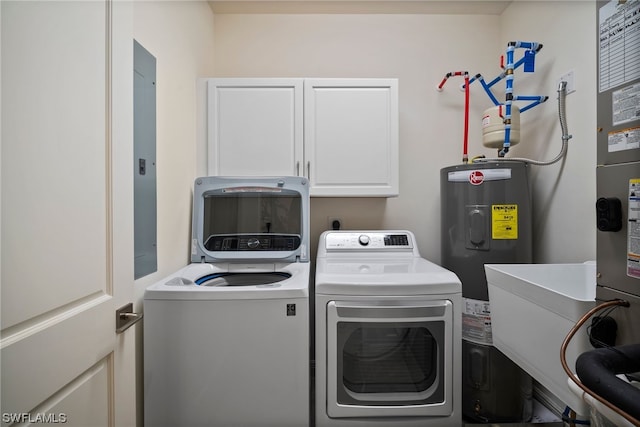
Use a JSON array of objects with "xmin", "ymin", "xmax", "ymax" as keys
[
  {"xmin": 303, "ymin": 78, "xmax": 398, "ymax": 197},
  {"xmin": 207, "ymin": 78, "xmax": 304, "ymax": 177},
  {"xmin": 207, "ymin": 78, "xmax": 398, "ymax": 197}
]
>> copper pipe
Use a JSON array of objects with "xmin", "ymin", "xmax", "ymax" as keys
[{"xmin": 560, "ymin": 299, "xmax": 640, "ymax": 427}]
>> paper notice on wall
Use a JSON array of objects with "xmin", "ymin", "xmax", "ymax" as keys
[
  {"xmin": 608, "ymin": 126, "xmax": 640, "ymax": 153},
  {"xmin": 599, "ymin": 0, "xmax": 640, "ymax": 92},
  {"xmin": 462, "ymin": 298, "xmax": 492, "ymax": 345},
  {"xmin": 628, "ymin": 179, "xmax": 640, "ymax": 279}
]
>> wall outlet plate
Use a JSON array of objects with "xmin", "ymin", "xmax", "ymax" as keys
[{"xmin": 557, "ymin": 70, "xmax": 576, "ymax": 94}]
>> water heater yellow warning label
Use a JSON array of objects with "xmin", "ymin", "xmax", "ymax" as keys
[{"xmin": 492, "ymin": 204, "xmax": 518, "ymax": 239}]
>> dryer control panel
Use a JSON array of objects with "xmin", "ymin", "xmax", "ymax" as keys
[{"xmin": 324, "ymin": 231, "xmax": 414, "ymax": 251}]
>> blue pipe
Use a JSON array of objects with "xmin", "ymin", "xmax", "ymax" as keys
[
  {"xmin": 561, "ymin": 407, "xmax": 590, "ymax": 425},
  {"xmin": 484, "ymin": 73, "xmax": 504, "ymax": 89},
  {"xmin": 477, "ymin": 75, "xmax": 501, "ymax": 106},
  {"xmin": 465, "ymin": 49, "xmax": 538, "ymax": 92},
  {"xmin": 513, "ymin": 55, "xmax": 530, "ymax": 72},
  {"xmin": 462, "ymin": 41, "xmax": 547, "ymax": 157},
  {"xmin": 466, "ymin": 53, "xmax": 534, "ymax": 89},
  {"xmin": 500, "ymin": 43, "xmax": 515, "ymax": 156},
  {"xmin": 516, "ymin": 95, "xmax": 549, "ymax": 113},
  {"xmin": 513, "ymin": 41, "xmax": 541, "ymax": 51},
  {"xmin": 516, "ymin": 95, "xmax": 548, "ymax": 101},
  {"xmin": 499, "ymin": 41, "xmax": 543, "ymax": 157}
]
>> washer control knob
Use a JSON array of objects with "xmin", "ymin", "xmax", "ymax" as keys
[
  {"xmin": 358, "ymin": 235, "xmax": 370, "ymax": 246},
  {"xmin": 247, "ymin": 237, "xmax": 261, "ymax": 249}
]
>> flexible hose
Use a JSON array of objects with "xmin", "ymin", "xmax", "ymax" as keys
[
  {"xmin": 473, "ymin": 81, "xmax": 572, "ymax": 165},
  {"xmin": 576, "ymin": 344, "xmax": 640, "ymax": 421},
  {"xmin": 559, "ymin": 299, "xmax": 640, "ymax": 427}
]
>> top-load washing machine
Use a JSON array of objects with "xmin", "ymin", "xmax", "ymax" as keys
[
  {"xmin": 315, "ymin": 230, "xmax": 462, "ymax": 426},
  {"xmin": 144, "ymin": 176, "xmax": 310, "ymax": 427}
]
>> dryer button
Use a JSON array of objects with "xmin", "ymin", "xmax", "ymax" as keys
[
  {"xmin": 358, "ymin": 235, "xmax": 370, "ymax": 246},
  {"xmin": 359, "ymin": 265, "xmax": 371, "ymax": 273}
]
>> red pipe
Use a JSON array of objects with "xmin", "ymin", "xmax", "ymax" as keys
[
  {"xmin": 437, "ymin": 77, "xmax": 449, "ymax": 90},
  {"xmin": 438, "ymin": 71, "xmax": 466, "ymax": 90},
  {"xmin": 437, "ymin": 71, "xmax": 470, "ymax": 163},
  {"xmin": 463, "ymin": 74, "xmax": 469, "ymax": 163}
]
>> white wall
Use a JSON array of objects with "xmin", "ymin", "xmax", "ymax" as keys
[
  {"xmin": 210, "ymin": 1, "xmax": 597, "ymax": 264},
  {"xmin": 211, "ymin": 11, "xmax": 502, "ymax": 262},
  {"xmin": 500, "ymin": 1, "xmax": 597, "ymax": 263},
  {"xmin": 133, "ymin": 1, "xmax": 216, "ymax": 299},
  {"xmin": 132, "ymin": 3, "xmax": 215, "ymax": 425}
]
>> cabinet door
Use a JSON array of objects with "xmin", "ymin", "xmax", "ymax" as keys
[
  {"xmin": 304, "ymin": 79, "xmax": 399, "ymax": 197},
  {"xmin": 207, "ymin": 78, "xmax": 303, "ymax": 176}
]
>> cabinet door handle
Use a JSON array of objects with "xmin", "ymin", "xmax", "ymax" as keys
[
  {"xmin": 296, "ymin": 161, "xmax": 300, "ymax": 176},
  {"xmin": 307, "ymin": 161, "xmax": 311, "ymax": 178}
]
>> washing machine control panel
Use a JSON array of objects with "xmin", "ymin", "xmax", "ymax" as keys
[
  {"xmin": 324, "ymin": 232, "xmax": 413, "ymax": 251},
  {"xmin": 204, "ymin": 234, "xmax": 301, "ymax": 251}
]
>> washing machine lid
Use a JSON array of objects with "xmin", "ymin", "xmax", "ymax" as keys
[{"xmin": 191, "ymin": 176, "xmax": 310, "ymax": 263}]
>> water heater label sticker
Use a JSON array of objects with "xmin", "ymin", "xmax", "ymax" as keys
[
  {"xmin": 628, "ymin": 179, "xmax": 640, "ymax": 279},
  {"xmin": 491, "ymin": 204, "xmax": 518, "ymax": 239},
  {"xmin": 612, "ymin": 83, "xmax": 640, "ymax": 126},
  {"xmin": 608, "ymin": 126, "xmax": 640, "ymax": 153},
  {"xmin": 462, "ymin": 298, "xmax": 492, "ymax": 345}
]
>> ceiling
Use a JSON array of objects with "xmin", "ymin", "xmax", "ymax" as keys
[{"xmin": 207, "ymin": 0, "xmax": 513, "ymax": 15}]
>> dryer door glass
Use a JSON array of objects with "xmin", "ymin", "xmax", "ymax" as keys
[{"xmin": 336, "ymin": 321, "xmax": 445, "ymax": 406}]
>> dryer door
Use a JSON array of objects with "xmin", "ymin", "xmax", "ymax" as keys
[{"xmin": 326, "ymin": 300, "xmax": 453, "ymax": 418}]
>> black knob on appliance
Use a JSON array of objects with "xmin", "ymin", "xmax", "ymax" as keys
[
  {"xmin": 247, "ymin": 237, "xmax": 261, "ymax": 249},
  {"xmin": 596, "ymin": 197, "xmax": 622, "ymax": 232}
]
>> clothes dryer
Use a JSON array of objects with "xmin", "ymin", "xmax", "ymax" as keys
[
  {"xmin": 315, "ymin": 230, "xmax": 462, "ymax": 426},
  {"xmin": 144, "ymin": 176, "xmax": 310, "ymax": 427}
]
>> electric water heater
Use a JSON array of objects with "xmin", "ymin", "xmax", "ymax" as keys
[{"xmin": 441, "ymin": 160, "xmax": 533, "ymax": 423}]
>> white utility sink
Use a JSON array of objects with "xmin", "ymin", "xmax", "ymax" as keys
[{"xmin": 485, "ymin": 263, "xmax": 596, "ymax": 416}]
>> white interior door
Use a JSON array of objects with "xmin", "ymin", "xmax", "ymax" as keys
[{"xmin": 1, "ymin": 1, "xmax": 136, "ymax": 426}]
